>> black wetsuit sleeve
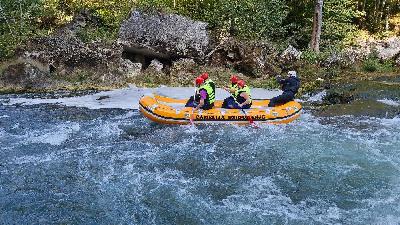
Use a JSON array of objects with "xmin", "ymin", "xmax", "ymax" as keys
[{"xmin": 276, "ymin": 76, "xmax": 285, "ymax": 84}]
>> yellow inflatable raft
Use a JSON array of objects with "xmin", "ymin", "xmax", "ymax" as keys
[{"xmin": 139, "ymin": 94, "xmax": 302, "ymax": 125}]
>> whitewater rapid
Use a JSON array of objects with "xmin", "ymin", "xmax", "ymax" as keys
[
  {"xmin": 1, "ymin": 87, "xmax": 400, "ymax": 224},
  {"xmin": 2, "ymin": 86, "xmax": 282, "ymax": 110}
]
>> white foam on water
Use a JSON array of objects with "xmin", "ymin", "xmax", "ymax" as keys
[
  {"xmin": 112, "ymin": 111, "xmax": 138, "ymax": 120},
  {"xmin": 380, "ymin": 116, "xmax": 400, "ymax": 127},
  {"xmin": 375, "ymin": 215, "xmax": 400, "ymax": 225},
  {"xmin": 10, "ymin": 146, "xmax": 83, "ymax": 165},
  {"xmin": 90, "ymin": 120, "xmax": 123, "ymax": 138},
  {"xmin": 27, "ymin": 122, "xmax": 80, "ymax": 146},
  {"xmin": 306, "ymin": 90, "xmax": 327, "ymax": 102},
  {"xmin": 377, "ymin": 99, "xmax": 400, "ymax": 106},
  {"xmin": 4, "ymin": 86, "xmax": 281, "ymax": 110},
  {"xmin": 0, "ymin": 115, "xmax": 10, "ymax": 118},
  {"xmin": 0, "ymin": 128, "xmax": 5, "ymax": 139},
  {"xmin": 183, "ymin": 124, "xmax": 200, "ymax": 134}
]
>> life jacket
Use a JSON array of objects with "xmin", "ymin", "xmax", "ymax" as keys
[
  {"xmin": 234, "ymin": 85, "xmax": 252, "ymax": 105},
  {"xmin": 196, "ymin": 83, "xmax": 215, "ymax": 105},
  {"xmin": 204, "ymin": 79, "xmax": 215, "ymax": 93},
  {"xmin": 231, "ymin": 83, "xmax": 238, "ymax": 91}
]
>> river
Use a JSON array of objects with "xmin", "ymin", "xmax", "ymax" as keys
[{"xmin": 0, "ymin": 87, "xmax": 399, "ymax": 224}]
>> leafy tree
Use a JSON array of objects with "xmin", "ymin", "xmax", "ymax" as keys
[
  {"xmin": 285, "ymin": 0, "xmax": 361, "ymax": 49},
  {"xmin": 135, "ymin": 0, "xmax": 288, "ymax": 39},
  {"xmin": 357, "ymin": 0, "xmax": 400, "ymax": 33}
]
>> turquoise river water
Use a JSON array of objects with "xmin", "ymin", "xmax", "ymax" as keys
[{"xmin": 0, "ymin": 89, "xmax": 399, "ymax": 224}]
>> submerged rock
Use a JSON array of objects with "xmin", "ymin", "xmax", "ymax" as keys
[
  {"xmin": 311, "ymin": 76, "xmax": 400, "ymax": 118},
  {"xmin": 314, "ymin": 99, "xmax": 400, "ymax": 118},
  {"xmin": 323, "ymin": 90, "xmax": 354, "ymax": 105}
]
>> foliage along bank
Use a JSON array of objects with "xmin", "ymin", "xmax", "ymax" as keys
[
  {"xmin": 1, "ymin": 0, "xmax": 400, "ymax": 59},
  {"xmin": 0, "ymin": 0, "xmax": 399, "ymax": 97}
]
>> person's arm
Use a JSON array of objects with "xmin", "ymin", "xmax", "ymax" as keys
[
  {"xmin": 238, "ymin": 92, "xmax": 251, "ymax": 108},
  {"xmin": 194, "ymin": 99, "xmax": 205, "ymax": 111},
  {"xmin": 193, "ymin": 90, "xmax": 206, "ymax": 111},
  {"xmin": 223, "ymin": 86, "xmax": 236, "ymax": 93},
  {"xmin": 276, "ymin": 75, "xmax": 285, "ymax": 84}
]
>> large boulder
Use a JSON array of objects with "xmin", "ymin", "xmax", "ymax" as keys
[
  {"xmin": 20, "ymin": 28, "xmax": 121, "ymax": 73},
  {"xmin": 0, "ymin": 62, "xmax": 52, "ymax": 89},
  {"xmin": 118, "ymin": 11, "xmax": 212, "ymax": 60},
  {"xmin": 208, "ymin": 38, "xmax": 279, "ymax": 77},
  {"xmin": 2, "ymin": 11, "xmax": 126, "ymax": 89},
  {"xmin": 323, "ymin": 48, "xmax": 369, "ymax": 68},
  {"xmin": 280, "ymin": 45, "xmax": 302, "ymax": 63},
  {"xmin": 375, "ymin": 37, "xmax": 400, "ymax": 60},
  {"xmin": 322, "ymin": 37, "xmax": 400, "ymax": 68}
]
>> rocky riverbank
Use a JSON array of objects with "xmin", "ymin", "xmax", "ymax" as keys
[{"xmin": 0, "ymin": 10, "xmax": 399, "ymax": 118}]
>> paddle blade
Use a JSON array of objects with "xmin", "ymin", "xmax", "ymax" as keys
[{"xmin": 189, "ymin": 112, "xmax": 195, "ymax": 125}]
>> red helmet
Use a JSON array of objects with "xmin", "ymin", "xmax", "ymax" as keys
[
  {"xmin": 201, "ymin": 72, "xmax": 209, "ymax": 80},
  {"xmin": 195, "ymin": 77, "xmax": 204, "ymax": 85},
  {"xmin": 230, "ymin": 75, "xmax": 239, "ymax": 83},
  {"xmin": 237, "ymin": 80, "xmax": 245, "ymax": 88}
]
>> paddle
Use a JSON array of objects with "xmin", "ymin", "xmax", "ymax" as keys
[
  {"xmin": 189, "ymin": 87, "xmax": 196, "ymax": 125},
  {"xmin": 239, "ymin": 105, "xmax": 259, "ymax": 128}
]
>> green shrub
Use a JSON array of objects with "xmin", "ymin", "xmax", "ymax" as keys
[
  {"xmin": 301, "ymin": 49, "xmax": 332, "ymax": 65},
  {"xmin": 362, "ymin": 57, "xmax": 380, "ymax": 72},
  {"xmin": 362, "ymin": 54, "xmax": 395, "ymax": 73}
]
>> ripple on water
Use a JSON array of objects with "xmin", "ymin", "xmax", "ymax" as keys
[
  {"xmin": 1, "ymin": 101, "xmax": 400, "ymax": 224},
  {"xmin": 26, "ymin": 122, "xmax": 81, "ymax": 146}
]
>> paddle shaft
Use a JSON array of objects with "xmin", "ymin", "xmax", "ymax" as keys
[{"xmin": 189, "ymin": 87, "xmax": 196, "ymax": 125}]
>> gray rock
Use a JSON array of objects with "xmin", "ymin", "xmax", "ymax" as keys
[
  {"xmin": 208, "ymin": 38, "xmax": 278, "ymax": 77},
  {"xmin": 14, "ymin": 10, "xmax": 123, "ymax": 79},
  {"xmin": 171, "ymin": 58, "xmax": 196, "ymax": 71},
  {"xmin": 121, "ymin": 59, "xmax": 142, "ymax": 78},
  {"xmin": 323, "ymin": 48, "xmax": 369, "ymax": 68},
  {"xmin": 147, "ymin": 59, "xmax": 163, "ymax": 72},
  {"xmin": 376, "ymin": 37, "xmax": 400, "ymax": 60},
  {"xmin": 119, "ymin": 11, "xmax": 211, "ymax": 60},
  {"xmin": 0, "ymin": 62, "xmax": 51, "ymax": 89},
  {"xmin": 280, "ymin": 45, "xmax": 302, "ymax": 62}
]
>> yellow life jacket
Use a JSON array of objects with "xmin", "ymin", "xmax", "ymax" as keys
[
  {"xmin": 204, "ymin": 79, "xmax": 215, "ymax": 93},
  {"xmin": 197, "ymin": 83, "xmax": 215, "ymax": 104},
  {"xmin": 234, "ymin": 85, "xmax": 252, "ymax": 104}
]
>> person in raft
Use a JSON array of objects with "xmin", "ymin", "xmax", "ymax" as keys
[
  {"xmin": 185, "ymin": 77, "xmax": 215, "ymax": 110},
  {"xmin": 222, "ymin": 75, "xmax": 239, "ymax": 108},
  {"xmin": 223, "ymin": 79, "xmax": 252, "ymax": 109},
  {"xmin": 268, "ymin": 70, "xmax": 300, "ymax": 107},
  {"xmin": 200, "ymin": 72, "xmax": 215, "ymax": 94}
]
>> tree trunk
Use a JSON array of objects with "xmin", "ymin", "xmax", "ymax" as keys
[{"xmin": 311, "ymin": 0, "xmax": 323, "ymax": 52}]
